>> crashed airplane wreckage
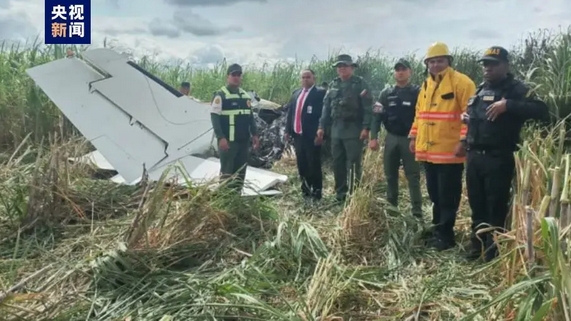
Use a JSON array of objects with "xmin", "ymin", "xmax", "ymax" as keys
[{"xmin": 25, "ymin": 48, "xmax": 288, "ymax": 196}]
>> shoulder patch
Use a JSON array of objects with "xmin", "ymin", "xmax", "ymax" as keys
[{"xmin": 211, "ymin": 95, "xmax": 222, "ymax": 114}]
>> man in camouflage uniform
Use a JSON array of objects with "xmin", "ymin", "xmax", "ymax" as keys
[
  {"xmin": 317, "ymin": 54, "xmax": 373, "ymax": 202},
  {"xmin": 210, "ymin": 63, "xmax": 260, "ymax": 194}
]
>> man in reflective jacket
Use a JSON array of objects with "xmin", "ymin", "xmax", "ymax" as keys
[
  {"xmin": 409, "ymin": 42, "xmax": 476, "ymax": 250},
  {"xmin": 370, "ymin": 58, "xmax": 423, "ymax": 217},
  {"xmin": 463, "ymin": 46, "xmax": 549, "ymax": 262},
  {"xmin": 210, "ymin": 63, "xmax": 260, "ymax": 193}
]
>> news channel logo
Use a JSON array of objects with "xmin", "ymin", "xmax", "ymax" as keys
[{"xmin": 45, "ymin": 0, "xmax": 91, "ymax": 45}]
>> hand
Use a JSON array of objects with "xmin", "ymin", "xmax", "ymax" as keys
[
  {"xmin": 360, "ymin": 129, "xmax": 369, "ymax": 140},
  {"xmin": 461, "ymin": 112, "xmax": 469, "ymax": 124},
  {"xmin": 252, "ymin": 135, "xmax": 260, "ymax": 150},
  {"xmin": 486, "ymin": 98, "xmax": 507, "ymax": 121},
  {"xmin": 369, "ymin": 139, "xmax": 379, "ymax": 150},
  {"xmin": 454, "ymin": 142, "xmax": 466, "ymax": 157},
  {"xmin": 218, "ymin": 138, "xmax": 229, "ymax": 151},
  {"xmin": 315, "ymin": 129, "xmax": 324, "ymax": 146},
  {"xmin": 409, "ymin": 139, "xmax": 415, "ymax": 153}
]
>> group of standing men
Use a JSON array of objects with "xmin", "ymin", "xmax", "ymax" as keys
[{"xmin": 209, "ymin": 42, "xmax": 549, "ymax": 262}]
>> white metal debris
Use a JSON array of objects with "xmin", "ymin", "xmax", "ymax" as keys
[{"xmin": 26, "ymin": 48, "xmax": 287, "ymax": 196}]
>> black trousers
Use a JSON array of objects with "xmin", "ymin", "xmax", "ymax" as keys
[
  {"xmin": 293, "ymin": 134, "xmax": 323, "ymax": 198},
  {"xmin": 466, "ymin": 149, "xmax": 515, "ymax": 257},
  {"xmin": 424, "ymin": 162, "xmax": 464, "ymax": 243}
]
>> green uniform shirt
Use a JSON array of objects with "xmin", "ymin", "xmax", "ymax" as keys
[{"xmin": 319, "ymin": 75, "xmax": 373, "ymax": 139}]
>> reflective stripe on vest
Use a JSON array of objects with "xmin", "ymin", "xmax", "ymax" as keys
[{"xmin": 219, "ymin": 86, "xmax": 251, "ymax": 141}]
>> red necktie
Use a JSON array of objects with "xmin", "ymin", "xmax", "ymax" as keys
[{"xmin": 294, "ymin": 88, "xmax": 307, "ymax": 134}]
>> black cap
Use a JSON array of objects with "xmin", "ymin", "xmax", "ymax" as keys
[
  {"xmin": 227, "ymin": 63, "xmax": 242, "ymax": 75},
  {"xmin": 479, "ymin": 46, "xmax": 509, "ymax": 63},
  {"xmin": 180, "ymin": 81, "xmax": 190, "ymax": 88},
  {"xmin": 394, "ymin": 58, "xmax": 412, "ymax": 69}
]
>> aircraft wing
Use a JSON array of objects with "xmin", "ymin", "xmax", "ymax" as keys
[{"xmin": 26, "ymin": 48, "xmax": 287, "ymax": 196}]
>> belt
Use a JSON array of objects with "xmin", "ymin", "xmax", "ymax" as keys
[{"xmin": 467, "ymin": 147, "xmax": 512, "ymax": 155}]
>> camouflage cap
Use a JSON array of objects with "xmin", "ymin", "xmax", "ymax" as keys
[
  {"xmin": 227, "ymin": 63, "xmax": 242, "ymax": 75},
  {"xmin": 332, "ymin": 54, "xmax": 358, "ymax": 68},
  {"xmin": 394, "ymin": 58, "xmax": 412, "ymax": 69}
]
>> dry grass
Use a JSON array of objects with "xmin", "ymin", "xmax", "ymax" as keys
[{"xmin": 0, "ymin": 27, "xmax": 571, "ymax": 320}]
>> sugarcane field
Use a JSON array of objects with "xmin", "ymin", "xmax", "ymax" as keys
[{"xmin": 1, "ymin": 26, "xmax": 571, "ymax": 321}]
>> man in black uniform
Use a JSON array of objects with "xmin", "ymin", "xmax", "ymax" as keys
[
  {"xmin": 210, "ymin": 63, "xmax": 260, "ymax": 194},
  {"xmin": 369, "ymin": 58, "xmax": 423, "ymax": 217},
  {"xmin": 463, "ymin": 46, "xmax": 549, "ymax": 262}
]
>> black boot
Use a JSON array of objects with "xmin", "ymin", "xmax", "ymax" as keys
[
  {"xmin": 429, "ymin": 229, "xmax": 456, "ymax": 251},
  {"xmin": 483, "ymin": 234, "xmax": 499, "ymax": 262},
  {"xmin": 420, "ymin": 225, "xmax": 436, "ymax": 244},
  {"xmin": 312, "ymin": 189, "xmax": 322, "ymax": 201},
  {"xmin": 466, "ymin": 234, "xmax": 483, "ymax": 260}
]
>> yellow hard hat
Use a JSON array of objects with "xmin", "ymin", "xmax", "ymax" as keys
[{"xmin": 424, "ymin": 42, "xmax": 451, "ymax": 62}]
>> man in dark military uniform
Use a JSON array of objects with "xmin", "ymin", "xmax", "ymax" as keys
[
  {"xmin": 316, "ymin": 54, "xmax": 373, "ymax": 202},
  {"xmin": 210, "ymin": 63, "xmax": 260, "ymax": 194},
  {"xmin": 463, "ymin": 46, "xmax": 549, "ymax": 261},
  {"xmin": 370, "ymin": 58, "xmax": 423, "ymax": 217}
]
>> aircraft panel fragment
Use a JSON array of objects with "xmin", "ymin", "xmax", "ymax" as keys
[{"xmin": 27, "ymin": 48, "xmax": 288, "ymax": 196}]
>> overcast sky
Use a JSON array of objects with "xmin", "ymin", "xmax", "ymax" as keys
[{"xmin": 1, "ymin": 0, "xmax": 569, "ymax": 66}]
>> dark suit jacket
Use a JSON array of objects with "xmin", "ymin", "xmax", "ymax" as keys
[{"xmin": 285, "ymin": 86, "xmax": 326, "ymax": 141}]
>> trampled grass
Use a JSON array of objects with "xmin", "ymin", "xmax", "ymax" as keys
[{"xmin": 0, "ymin": 27, "xmax": 570, "ymax": 320}]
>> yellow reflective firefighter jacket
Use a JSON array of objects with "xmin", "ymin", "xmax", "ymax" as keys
[{"xmin": 408, "ymin": 67, "xmax": 476, "ymax": 164}]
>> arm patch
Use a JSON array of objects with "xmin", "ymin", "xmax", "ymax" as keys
[{"xmin": 211, "ymin": 95, "xmax": 222, "ymax": 114}]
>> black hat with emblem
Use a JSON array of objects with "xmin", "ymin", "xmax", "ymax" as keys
[{"xmin": 478, "ymin": 46, "xmax": 509, "ymax": 63}]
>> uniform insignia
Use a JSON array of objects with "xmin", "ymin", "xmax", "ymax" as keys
[
  {"xmin": 373, "ymin": 102, "xmax": 383, "ymax": 113},
  {"xmin": 211, "ymin": 95, "xmax": 222, "ymax": 114},
  {"xmin": 482, "ymin": 95, "xmax": 495, "ymax": 101},
  {"xmin": 403, "ymin": 101, "xmax": 411, "ymax": 106}
]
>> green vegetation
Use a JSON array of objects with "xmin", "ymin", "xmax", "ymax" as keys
[{"xmin": 0, "ymin": 27, "xmax": 570, "ymax": 320}]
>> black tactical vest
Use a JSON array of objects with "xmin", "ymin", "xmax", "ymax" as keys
[
  {"xmin": 466, "ymin": 76, "xmax": 525, "ymax": 151},
  {"xmin": 217, "ymin": 86, "xmax": 252, "ymax": 142},
  {"xmin": 383, "ymin": 84, "xmax": 419, "ymax": 136}
]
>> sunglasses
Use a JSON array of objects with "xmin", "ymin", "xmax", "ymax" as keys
[{"xmin": 230, "ymin": 72, "xmax": 242, "ymax": 76}]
